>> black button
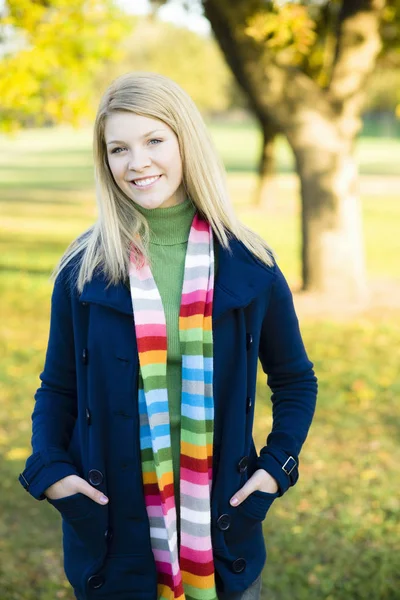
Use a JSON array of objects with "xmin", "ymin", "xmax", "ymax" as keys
[
  {"xmin": 237, "ymin": 456, "xmax": 248, "ymax": 473},
  {"xmin": 217, "ymin": 514, "xmax": 231, "ymax": 531},
  {"xmin": 82, "ymin": 348, "xmax": 88, "ymax": 365},
  {"xmin": 246, "ymin": 396, "xmax": 252, "ymax": 414},
  {"xmin": 81, "ymin": 301, "xmax": 88, "ymax": 307},
  {"xmin": 104, "ymin": 528, "xmax": 113, "ymax": 543},
  {"xmin": 232, "ymin": 558, "xmax": 246, "ymax": 573},
  {"xmin": 88, "ymin": 469, "xmax": 103, "ymax": 486},
  {"xmin": 86, "ymin": 407, "xmax": 91, "ymax": 425},
  {"xmin": 246, "ymin": 333, "xmax": 253, "ymax": 350},
  {"xmin": 87, "ymin": 574, "xmax": 105, "ymax": 589}
]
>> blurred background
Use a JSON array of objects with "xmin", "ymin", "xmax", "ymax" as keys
[{"xmin": 0, "ymin": 0, "xmax": 399, "ymax": 598}]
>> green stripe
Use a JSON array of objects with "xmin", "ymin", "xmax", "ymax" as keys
[{"xmin": 181, "ymin": 415, "xmax": 213, "ymax": 434}]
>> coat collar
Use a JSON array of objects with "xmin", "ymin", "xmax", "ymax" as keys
[{"xmin": 79, "ymin": 237, "xmax": 275, "ymax": 322}]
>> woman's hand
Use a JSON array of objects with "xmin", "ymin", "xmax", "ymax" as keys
[
  {"xmin": 230, "ymin": 469, "xmax": 279, "ymax": 506},
  {"xmin": 44, "ymin": 475, "xmax": 109, "ymax": 505}
]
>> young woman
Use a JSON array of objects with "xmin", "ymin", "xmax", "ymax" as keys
[{"xmin": 18, "ymin": 72, "xmax": 318, "ymax": 600}]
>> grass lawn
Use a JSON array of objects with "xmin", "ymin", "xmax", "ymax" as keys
[{"xmin": 0, "ymin": 125, "xmax": 399, "ymax": 599}]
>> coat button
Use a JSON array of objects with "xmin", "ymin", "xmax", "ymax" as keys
[
  {"xmin": 217, "ymin": 514, "xmax": 231, "ymax": 531},
  {"xmin": 88, "ymin": 469, "xmax": 103, "ymax": 486},
  {"xmin": 81, "ymin": 301, "xmax": 88, "ymax": 307},
  {"xmin": 85, "ymin": 407, "xmax": 91, "ymax": 425},
  {"xmin": 246, "ymin": 396, "xmax": 252, "ymax": 414},
  {"xmin": 246, "ymin": 333, "xmax": 253, "ymax": 350},
  {"xmin": 82, "ymin": 348, "xmax": 88, "ymax": 365},
  {"xmin": 87, "ymin": 574, "xmax": 105, "ymax": 589},
  {"xmin": 237, "ymin": 456, "xmax": 248, "ymax": 473},
  {"xmin": 232, "ymin": 558, "xmax": 247, "ymax": 573},
  {"xmin": 105, "ymin": 528, "xmax": 113, "ymax": 543}
]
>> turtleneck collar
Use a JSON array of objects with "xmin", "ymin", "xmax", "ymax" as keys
[{"xmin": 134, "ymin": 196, "xmax": 197, "ymax": 246}]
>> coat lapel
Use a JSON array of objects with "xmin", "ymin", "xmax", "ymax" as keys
[{"xmin": 79, "ymin": 237, "xmax": 275, "ymax": 321}]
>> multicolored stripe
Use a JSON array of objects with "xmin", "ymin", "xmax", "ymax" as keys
[{"xmin": 129, "ymin": 212, "xmax": 218, "ymax": 600}]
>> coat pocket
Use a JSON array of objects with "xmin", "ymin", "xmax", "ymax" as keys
[
  {"xmin": 48, "ymin": 493, "xmax": 108, "ymax": 596},
  {"xmin": 223, "ymin": 489, "xmax": 279, "ymax": 547},
  {"xmin": 237, "ymin": 489, "xmax": 279, "ymax": 522},
  {"xmin": 47, "ymin": 492, "xmax": 94, "ymax": 520}
]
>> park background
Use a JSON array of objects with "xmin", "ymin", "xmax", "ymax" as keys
[{"xmin": 0, "ymin": 1, "xmax": 399, "ymax": 599}]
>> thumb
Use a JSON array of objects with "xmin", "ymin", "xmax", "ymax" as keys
[
  {"xmin": 230, "ymin": 477, "xmax": 256, "ymax": 507},
  {"xmin": 78, "ymin": 480, "xmax": 109, "ymax": 505}
]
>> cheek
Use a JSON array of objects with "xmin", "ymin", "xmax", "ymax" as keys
[
  {"xmin": 166, "ymin": 147, "xmax": 183, "ymax": 181},
  {"xmin": 107, "ymin": 157, "xmax": 124, "ymax": 181}
]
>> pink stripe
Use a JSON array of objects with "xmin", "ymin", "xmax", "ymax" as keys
[
  {"xmin": 181, "ymin": 290, "xmax": 206, "ymax": 306},
  {"xmin": 146, "ymin": 505, "xmax": 163, "ymax": 517},
  {"xmin": 153, "ymin": 549, "xmax": 176, "ymax": 565},
  {"xmin": 136, "ymin": 325, "xmax": 166, "ymax": 339},
  {"xmin": 133, "ymin": 310, "xmax": 165, "ymax": 325},
  {"xmin": 132, "ymin": 265, "xmax": 155, "ymax": 282},
  {"xmin": 180, "ymin": 467, "xmax": 210, "ymax": 486},
  {"xmin": 136, "ymin": 324, "xmax": 166, "ymax": 338},
  {"xmin": 129, "ymin": 267, "xmax": 154, "ymax": 283},
  {"xmin": 181, "ymin": 479, "xmax": 210, "ymax": 498},
  {"xmin": 206, "ymin": 288, "xmax": 214, "ymax": 302},
  {"xmin": 154, "ymin": 559, "xmax": 174, "ymax": 576},
  {"xmin": 189, "ymin": 228, "xmax": 210, "ymax": 242},
  {"xmin": 155, "ymin": 558, "xmax": 181, "ymax": 582},
  {"xmin": 191, "ymin": 217, "xmax": 209, "ymax": 232},
  {"xmin": 145, "ymin": 495, "xmax": 163, "ymax": 508},
  {"xmin": 182, "ymin": 277, "xmax": 209, "ymax": 294},
  {"xmin": 180, "ymin": 537, "xmax": 213, "ymax": 558}
]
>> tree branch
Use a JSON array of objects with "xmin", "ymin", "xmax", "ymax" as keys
[
  {"xmin": 202, "ymin": 0, "xmax": 332, "ymax": 127},
  {"xmin": 329, "ymin": 0, "xmax": 386, "ymax": 109}
]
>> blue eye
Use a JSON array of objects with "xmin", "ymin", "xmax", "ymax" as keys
[
  {"xmin": 149, "ymin": 139, "xmax": 162, "ymax": 145},
  {"xmin": 110, "ymin": 147, "xmax": 125, "ymax": 154}
]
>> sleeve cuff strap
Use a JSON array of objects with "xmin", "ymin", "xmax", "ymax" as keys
[
  {"xmin": 256, "ymin": 449, "xmax": 299, "ymax": 496},
  {"xmin": 18, "ymin": 451, "xmax": 79, "ymax": 500}
]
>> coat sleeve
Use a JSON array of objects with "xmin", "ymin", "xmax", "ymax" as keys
[
  {"xmin": 18, "ymin": 266, "xmax": 80, "ymax": 500},
  {"xmin": 256, "ymin": 263, "xmax": 318, "ymax": 496}
]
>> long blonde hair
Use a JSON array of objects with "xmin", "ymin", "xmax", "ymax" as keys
[{"xmin": 53, "ymin": 71, "xmax": 276, "ymax": 291}]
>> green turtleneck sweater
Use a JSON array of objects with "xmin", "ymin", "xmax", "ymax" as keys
[{"xmin": 133, "ymin": 197, "xmax": 218, "ymax": 537}]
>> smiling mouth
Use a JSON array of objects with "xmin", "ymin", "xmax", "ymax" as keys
[{"xmin": 130, "ymin": 175, "xmax": 162, "ymax": 189}]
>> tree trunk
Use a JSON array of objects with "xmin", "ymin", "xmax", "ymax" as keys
[
  {"xmin": 253, "ymin": 120, "xmax": 278, "ymax": 207},
  {"xmin": 201, "ymin": 0, "xmax": 383, "ymax": 297},
  {"xmin": 289, "ymin": 117, "xmax": 368, "ymax": 299}
]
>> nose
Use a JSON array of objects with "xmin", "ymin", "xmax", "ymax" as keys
[{"xmin": 127, "ymin": 149, "xmax": 151, "ymax": 173}]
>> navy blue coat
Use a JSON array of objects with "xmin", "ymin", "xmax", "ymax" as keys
[{"xmin": 19, "ymin": 236, "xmax": 318, "ymax": 600}]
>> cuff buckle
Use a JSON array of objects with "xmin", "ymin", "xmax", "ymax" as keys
[{"xmin": 282, "ymin": 456, "xmax": 297, "ymax": 475}]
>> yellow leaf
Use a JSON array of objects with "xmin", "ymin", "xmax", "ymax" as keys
[{"xmin": 5, "ymin": 447, "xmax": 30, "ymax": 461}]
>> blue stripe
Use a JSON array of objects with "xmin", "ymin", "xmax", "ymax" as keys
[{"xmin": 181, "ymin": 392, "xmax": 214, "ymax": 407}]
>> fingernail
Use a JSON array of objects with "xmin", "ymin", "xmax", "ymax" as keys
[
  {"xmin": 100, "ymin": 495, "xmax": 109, "ymax": 504},
  {"xmin": 230, "ymin": 497, "xmax": 238, "ymax": 506}
]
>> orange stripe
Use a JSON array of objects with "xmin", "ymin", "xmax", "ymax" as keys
[
  {"xmin": 181, "ymin": 440, "xmax": 213, "ymax": 458},
  {"xmin": 140, "ymin": 349, "xmax": 167, "ymax": 366},
  {"xmin": 179, "ymin": 313, "xmax": 204, "ymax": 330},
  {"xmin": 143, "ymin": 470, "xmax": 174, "ymax": 488},
  {"xmin": 181, "ymin": 571, "xmax": 215, "ymax": 588},
  {"xmin": 179, "ymin": 314, "xmax": 212, "ymax": 331}
]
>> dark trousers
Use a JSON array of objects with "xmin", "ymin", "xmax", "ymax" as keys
[{"xmin": 216, "ymin": 574, "xmax": 262, "ymax": 600}]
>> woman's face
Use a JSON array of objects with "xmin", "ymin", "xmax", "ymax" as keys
[{"xmin": 104, "ymin": 112, "xmax": 185, "ymax": 209}]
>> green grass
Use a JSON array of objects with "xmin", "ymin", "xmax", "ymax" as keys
[{"xmin": 0, "ymin": 125, "xmax": 399, "ymax": 599}]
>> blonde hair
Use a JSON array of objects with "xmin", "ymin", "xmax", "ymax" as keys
[{"xmin": 53, "ymin": 71, "xmax": 276, "ymax": 291}]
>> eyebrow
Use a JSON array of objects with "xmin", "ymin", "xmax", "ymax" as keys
[{"xmin": 106, "ymin": 129, "xmax": 166, "ymax": 145}]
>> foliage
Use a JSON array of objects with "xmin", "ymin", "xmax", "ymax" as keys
[
  {"xmin": 244, "ymin": 3, "xmax": 318, "ymax": 65},
  {"xmin": 0, "ymin": 0, "xmax": 132, "ymax": 131},
  {"xmin": 95, "ymin": 17, "xmax": 237, "ymax": 114},
  {"xmin": 153, "ymin": 0, "xmax": 400, "ymax": 115},
  {"xmin": 0, "ymin": 125, "xmax": 400, "ymax": 598}
]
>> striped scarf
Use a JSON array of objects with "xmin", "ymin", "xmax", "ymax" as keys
[{"xmin": 129, "ymin": 212, "xmax": 218, "ymax": 600}]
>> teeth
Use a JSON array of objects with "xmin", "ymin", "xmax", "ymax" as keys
[{"xmin": 133, "ymin": 176, "xmax": 159, "ymax": 187}]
